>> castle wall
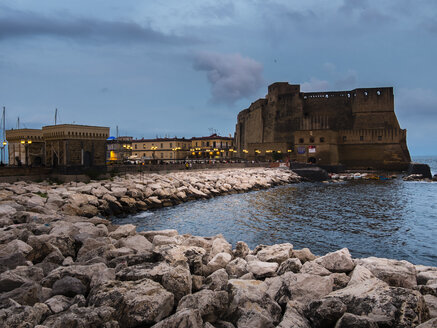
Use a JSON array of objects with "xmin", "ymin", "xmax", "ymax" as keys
[{"xmin": 235, "ymin": 82, "xmax": 411, "ymax": 170}]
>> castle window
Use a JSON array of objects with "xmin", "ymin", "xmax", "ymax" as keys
[
  {"xmin": 377, "ymin": 90, "xmax": 381, "ymax": 96},
  {"xmin": 378, "ymin": 136, "xmax": 382, "ymax": 141},
  {"xmin": 325, "ymin": 94, "xmax": 329, "ymax": 98},
  {"xmin": 161, "ymin": 143, "xmax": 163, "ymax": 148},
  {"xmin": 360, "ymin": 136, "xmax": 364, "ymax": 141},
  {"xmin": 347, "ymin": 93, "xmax": 351, "ymax": 98},
  {"xmin": 320, "ymin": 137, "xmax": 325, "ymax": 143},
  {"xmin": 310, "ymin": 137, "xmax": 315, "ymax": 143},
  {"xmin": 364, "ymin": 91, "xmax": 368, "ymax": 96},
  {"xmin": 299, "ymin": 138, "xmax": 304, "ymax": 143},
  {"xmin": 170, "ymin": 143, "xmax": 172, "ymax": 148},
  {"xmin": 134, "ymin": 144, "xmax": 137, "ymax": 149},
  {"xmin": 343, "ymin": 136, "xmax": 347, "ymax": 142}
]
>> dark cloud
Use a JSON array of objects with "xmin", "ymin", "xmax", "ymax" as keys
[
  {"xmin": 0, "ymin": 6, "xmax": 197, "ymax": 44},
  {"xmin": 193, "ymin": 51, "xmax": 264, "ymax": 104}
]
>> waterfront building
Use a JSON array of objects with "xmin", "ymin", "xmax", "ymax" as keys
[
  {"xmin": 131, "ymin": 137, "xmax": 191, "ymax": 162},
  {"xmin": 42, "ymin": 124, "xmax": 109, "ymax": 167},
  {"xmin": 6, "ymin": 124, "xmax": 110, "ymax": 167},
  {"xmin": 189, "ymin": 134, "xmax": 235, "ymax": 160},
  {"xmin": 5, "ymin": 129, "xmax": 45, "ymax": 166},
  {"xmin": 235, "ymin": 82, "xmax": 411, "ymax": 169},
  {"xmin": 107, "ymin": 136, "xmax": 133, "ymax": 164}
]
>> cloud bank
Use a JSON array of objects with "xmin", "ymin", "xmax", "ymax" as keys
[
  {"xmin": 193, "ymin": 52, "xmax": 264, "ymax": 104},
  {"xmin": 0, "ymin": 6, "xmax": 195, "ymax": 45}
]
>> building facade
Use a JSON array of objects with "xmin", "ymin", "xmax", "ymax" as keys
[
  {"xmin": 6, "ymin": 124, "xmax": 110, "ymax": 167},
  {"xmin": 5, "ymin": 129, "xmax": 45, "ymax": 166},
  {"xmin": 235, "ymin": 82, "xmax": 411, "ymax": 170},
  {"xmin": 107, "ymin": 136, "xmax": 133, "ymax": 163},
  {"xmin": 189, "ymin": 134, "xmax": 235, "ymax": 160},
  {"xmin": 132, "ymin": 137, "xmax": 191, "ymax": 161}
]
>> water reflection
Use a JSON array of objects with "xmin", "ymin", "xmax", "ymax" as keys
[{"xmin": 114, "ymin": 177, "xmax": 437, "ymax": 266}]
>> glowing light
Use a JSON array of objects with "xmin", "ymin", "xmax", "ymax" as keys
[
  {"xmin": 3, "ymin": 141, "xmax": 7, "ymax": 146},
  {"xmin": 20, "ymin": 140, "xmax": 25, "ymax": 144},
  {"xmin": 287, "ymin": 149, "xmax": 292, "ymax": 153}
]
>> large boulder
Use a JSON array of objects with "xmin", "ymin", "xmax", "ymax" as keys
[
  {"xmin": 42, "ymin": 304, "xmax": 117, "ymax": 327},
  {"xmin": 227, "ymin": 279, "xmax": 282, "ymax": 327},
  {"xmin": 151, "ymin": 309, "xmax": 203, "ymax": 328},
  {"xmin": 247, "ymin": 260, "xmax": 278, "ymax": 279},
  {"xmin": 355, "ymin": 257, "xmax": 417, "ymax": 288},
  {"xmin": 177, "ymin": 289, "xmax": 228, "ymax": 323},
  {"xmin": 88, "ymin": 278, "xmax": 174, "ymax": 327},
  {"xmin": 109, "ymin": 224, "xmax": 137, "ymax": 239},
  {"xmin": 315, "ymin": 248, "xmax": 355, "ymax": 273},
  {"xmin": 51, "ymin": 276, "xmax": 87, "ymax": 297},
  {"xmin": 255, "ymin": 243, "xmax": 293, "ymax": 264},
  {"xmin": 312, "ymin": 265, "xmax": 429, "ymax": 327}
]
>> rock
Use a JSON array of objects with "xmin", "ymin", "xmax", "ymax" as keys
[
  {"xmin": 292, "ymin": 248, "xmax": 316, "ymax": 263},
  {"xmin": 256, "ymin": 243, "xmax": 293, "ymax": 264},
  {"xmin": 355, "ymin": 257, "xmax": 417, "ymax": 288},
  {"xmin": 117, "ymin": 234, "xmax": 153, "ymax": 253},
  {"xmin": 424, "ymin": 294, "xmax": 437, "ymax": 318},
  {"xmin": 416, "ymin": 318, "xmax": 437, "ymax": 327},
  {"xmin": 234, "ymin": 241, "xmax": 250, "ymax": 258},
  {"xmin": 207, "ymin": 252, "xmax": 232, "ymax": 273},
  {"xmin": 42, "ymin": 263, "xmax": 109, "ymax": 290},
  {"xmin": 76, "ymin": 237, "xmax": 116, "ymax": 263},
  {"xmin": 153, "ymin": 235, "xmax": 179, "ymax": 247},
  {"xmin": 270, "ymin": 272, "xmax": 335, "ymax": 307},
  {"xmin": 211, "ymin": 237, "xmax": 232, "ymax": 258},
  {"xmin": 0, "ymin": 252, "xmax": 27, "ymax": 273},
  {"xmin": 407, "ymin": 162, "xmax": 432, "ymax": 179},
  {"xmin": 62, "ymin": 257, "xmax": 74, "ymax": 266},
  {"xmin": 42, "ymin": 304, "xmax": 117, "ymax": 327},
  {"xmin": 88, "ymin": 278, "xmax": 174, "ymax": 327},
  {"xmin": 141, "ymin": 229, "xmax": 179, "ymax": 242},
  {"xmin": 177, "ymin": 289, "xmax": 228, "ymax": 323},
  {"xmin": 300, "ymin": 261, "xmax": 331, "ymax": 276},
  {"xmin": 277, "ymin": 258, "xmax": 302, "ymax": 275},
  {"xmin": 0, "ymin": 281, "xmax": 42, "ymax": 306},
  {"xmin": 205, "ymin": 268, "xmax": 229, "ymax": 291},
  {"xmin": 315, "ymin": 248, "xmax": 355, "ymax": 273},
  {"xmin": 51, "ymin": 276, "xmax": 87, "ymax": 297},
  {"xmin": 331, "ymin": 272, "xmax": 351, "ymax": 290},
  {"xmin": 334, "ymin": 313, "xmax": 378, "ymax": 328},
  {"xmin": 277, "ymin": 301, "xmax": 311, "ymax": 328},
  {"xmin": 305, "ymin": 297, "xmax": 347, "ymax": 327},
  {"xmin": 151, "ymin": 309, "xmax": 203, "ymax": 328},
  {"xmin": 109, "ymin": 224, "xmax": 137, "ymax": 239},
  {"xmin": 227, "ymin": 279, "xmax": 282, "ymax": 327},
  {"xmin": 111, "ymin": 186, "xmax": 127, "ymax": 197},
  {"xmin": 0, "ymin": 239, "xmax": 33, "ymax": 258},
  {"xmin": 192, "ymin": 275, "xmax": 204, "ymax": 292},
  {"xmin": 161, "ymin": 263, "xmax": 192, "ymax": 303},
  {"xmin": 0, "ymin": 204, "xmax": 17, "ymax": 218},
  {"xmin": 0, "ymin": 302, "xmax": 51, "ymax": 327},
  {"xmin": 247, "ymin": 260, "xmax": 278, "ymax": 279},
  {"xmin": 226, "ymin": 258, "xmax": 248, "ymax": 278},
  {"xmin": 214, "ymin": 321, "xmax": 236, "ymax": 328},
  {"xmin": 44, "ymin": 295, "xmax": 72, "ymax": 314},
  {"xmin": 417, "ymin": 268, "xmax": 437, "ymax": 285},
  {"xmin": 0, "ymin": 265, "xmax": 44, "ymax": 292},
  {"xmin": 323, "ymin": 265, "xmax": 429, "ymax": 327}
]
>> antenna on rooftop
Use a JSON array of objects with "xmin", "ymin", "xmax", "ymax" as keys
[
  {"xmin": 116, "ymin": 126, "xmax": 119, "ymax": 139},
  {"xmin": 17, "ymin": 117, "xmax": 20, "ymax": 129},
  {"xmin": 54, "ymin": 108, "xmax": 58, "ymax": 125}
]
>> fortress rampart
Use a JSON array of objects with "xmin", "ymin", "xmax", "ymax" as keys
[{"xmin": 235, "ymin": 82, "xmax": 411, "ymax": 170}]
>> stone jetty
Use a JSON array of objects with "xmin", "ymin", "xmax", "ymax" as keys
[{"xmin": 0, "ymin": 168, "xmax": 436, "ymax": 327}]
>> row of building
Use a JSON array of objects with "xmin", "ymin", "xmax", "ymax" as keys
[{"xmin": 4, "ymin": 124, "xmax": 236, "ymax": 167}]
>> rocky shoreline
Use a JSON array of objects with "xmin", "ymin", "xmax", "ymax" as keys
[{"xmin": 0, "ymin": 167, "xmax": 436, "ymax": 327}]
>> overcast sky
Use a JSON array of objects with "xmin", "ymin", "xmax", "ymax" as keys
[{"xmin": 1, "ymin": 0, "xmax": 436, "ymax": 155}]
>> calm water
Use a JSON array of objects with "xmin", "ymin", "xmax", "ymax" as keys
[{"xmin": 114, "ymin": 156, "xmax": 437, "ymax": 266}]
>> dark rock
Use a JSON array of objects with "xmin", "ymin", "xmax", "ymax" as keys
[
  {"xmin": 0, "ymin": 302, "xmax": 51, "ymax": 327},
  {"xmin": 277, "ymin": 258, "xmax": 302, "ymax": 275},
  {"xmin": 0, "ymin": 265, "xmax": 44, "ymax": 292},
  {"xmin": 306, "ymin": 298, "xmax": 347, "ymax": 328},
  {"xmin": 205, "ymin": 268, "xmax": 229, "ymax": 291},
  {"xmin": 51, "ymin": 276, "xmax": 87, "ymax": 297},
  {"xmin": 334, "ymin": 313, "xmax": 378, "ymax": 328},
  {"xmin": 292, "ymin": 167, "xmax": 329, "ymax": 182},
  {"xmin": 0, "ymin": 252, "xmax": 27, "ymax": 273},
  {"xmin": 0, "ymin": 282, "xmax": 42, "ymax": 307},
  {"xmin": 407, "ymin": 163, "xmax": 432, "ymax": 179}
]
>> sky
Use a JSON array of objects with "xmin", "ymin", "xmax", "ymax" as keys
[{"xmin": 1, "ymin": 0, "xmax": 436, "ymax": 155}]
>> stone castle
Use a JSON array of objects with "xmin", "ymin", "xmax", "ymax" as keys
[{"xmin": 235, "ymin": 82, "xmax": 411, "ymax": 170}]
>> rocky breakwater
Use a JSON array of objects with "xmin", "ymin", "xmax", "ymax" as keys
[
  {"xmin": 1, "ymin": 216, "xmax": 437, "ymax": 328},
  {"xmin": 0, "ymin": 168, "xmax": 300, "ymax": 221}
]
